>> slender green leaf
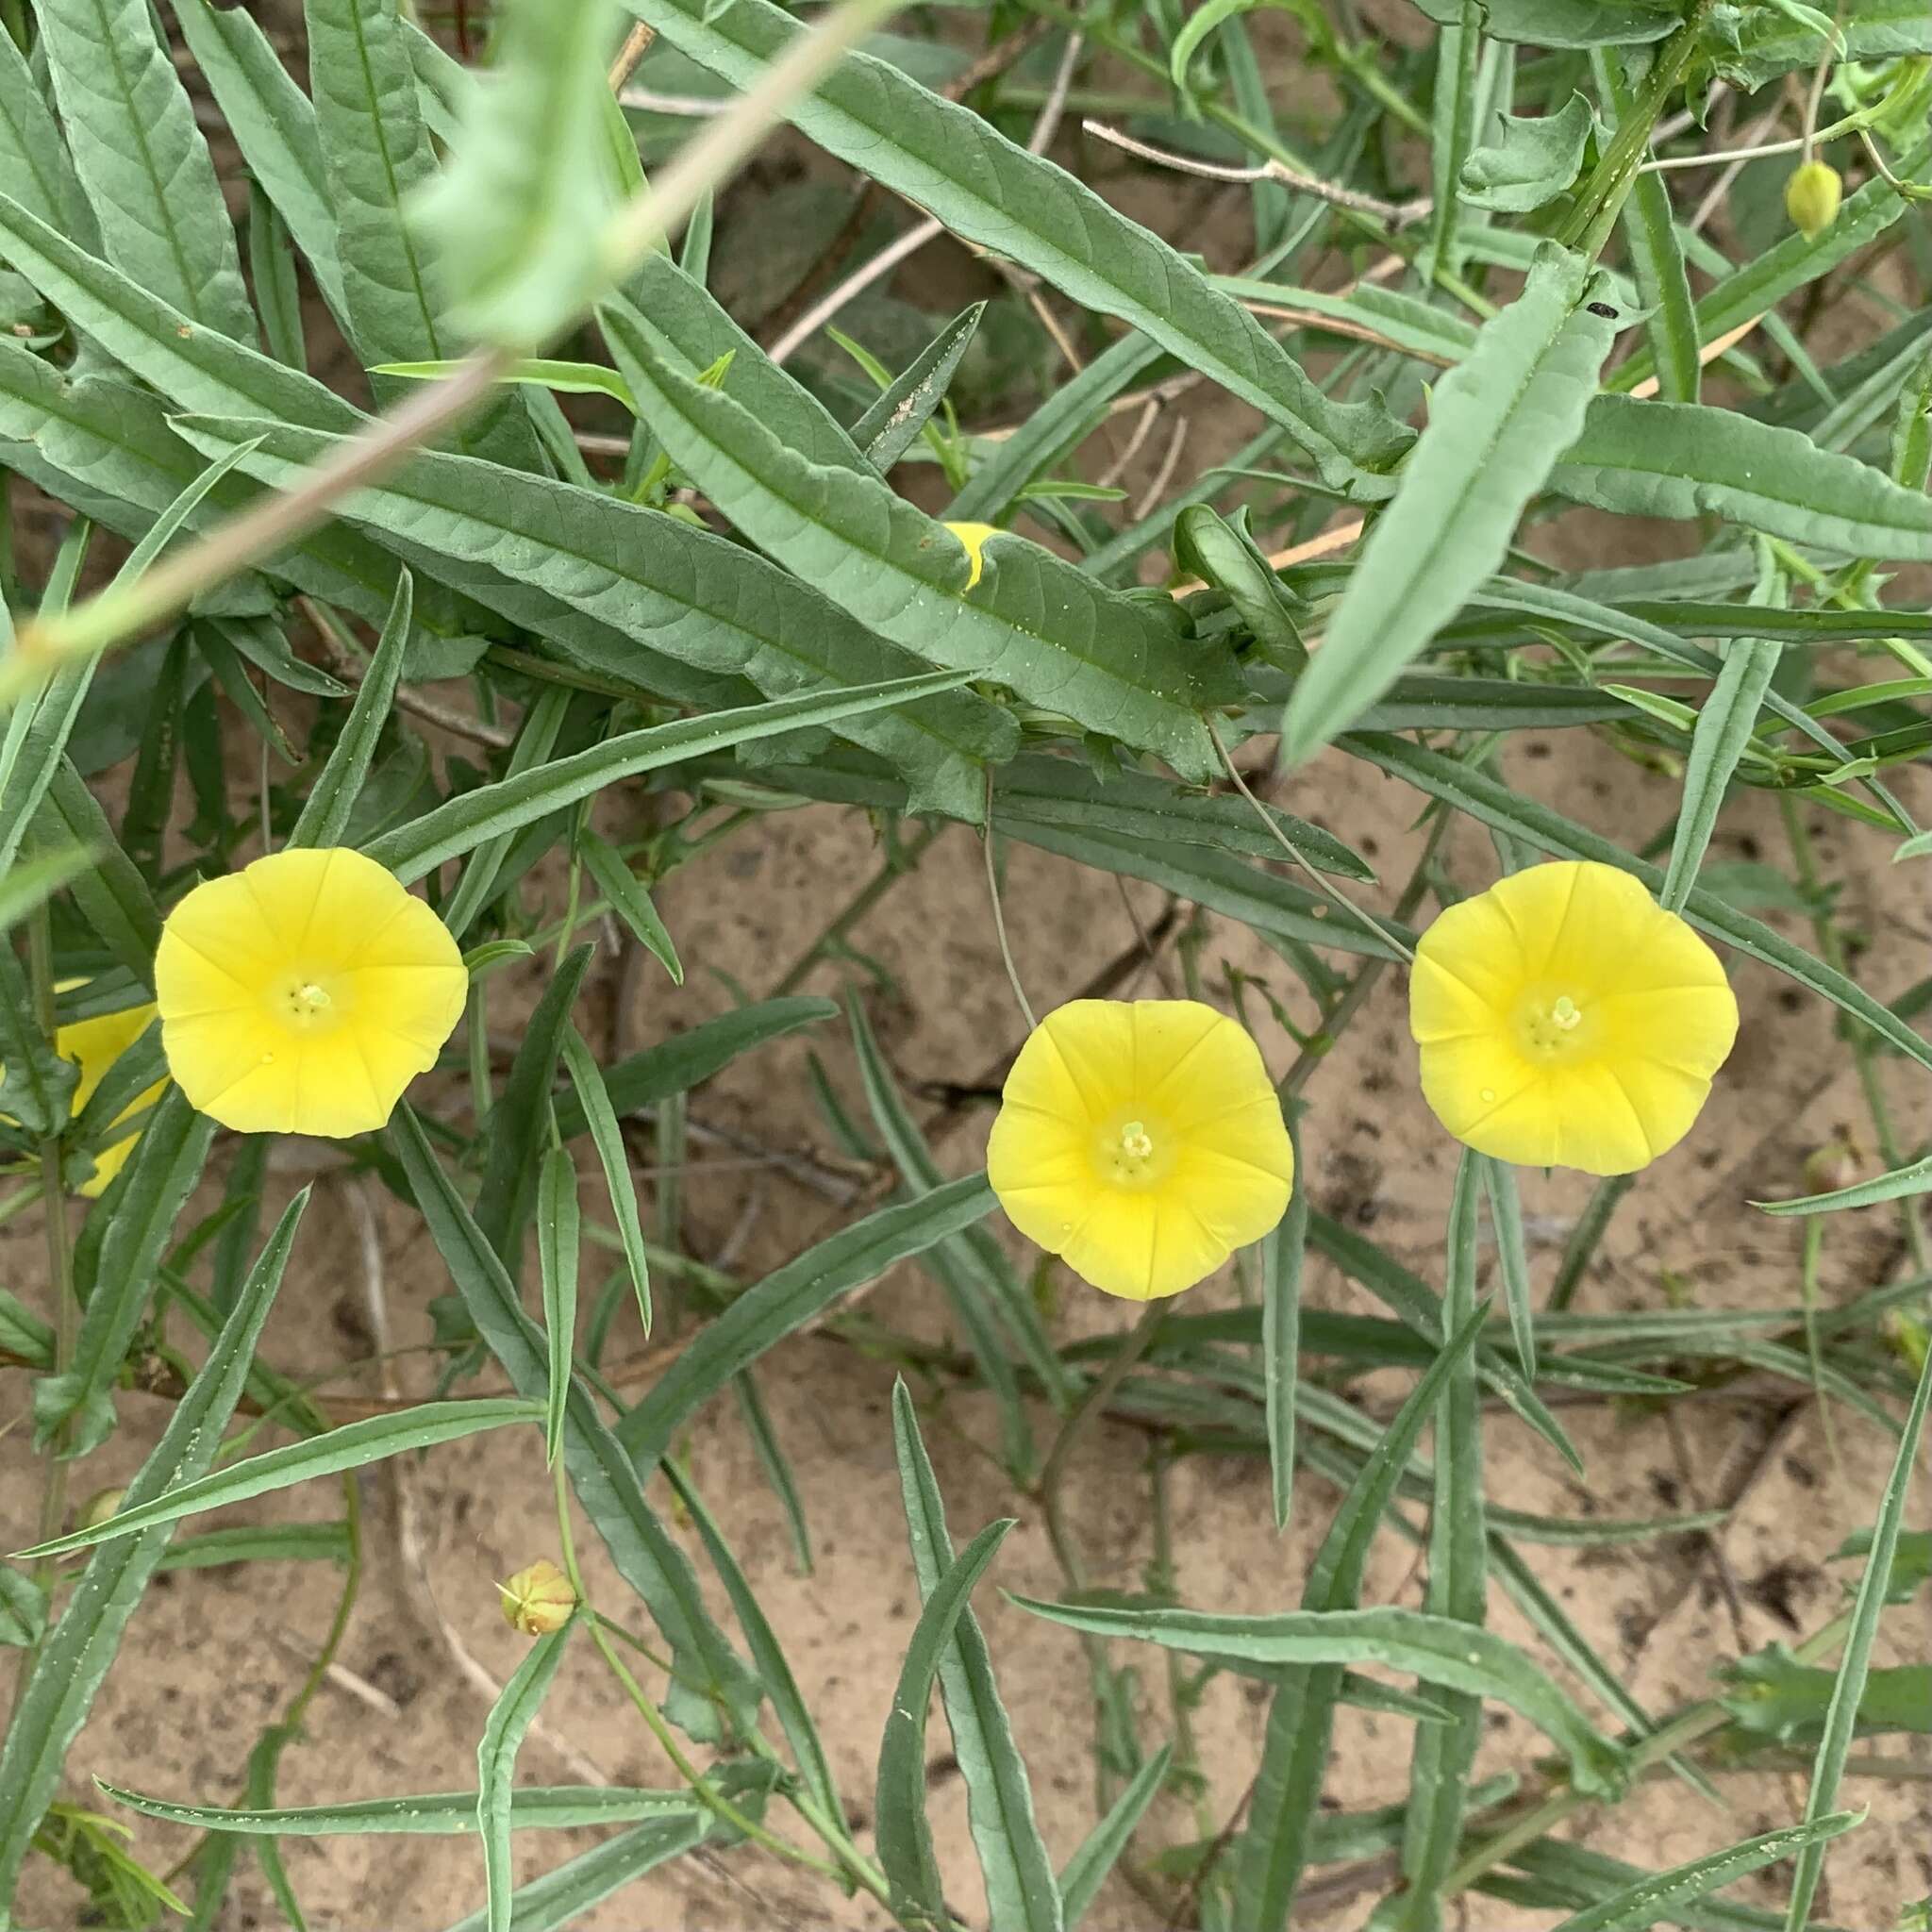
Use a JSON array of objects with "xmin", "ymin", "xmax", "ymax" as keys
[
  {"xmin": 1782, "ymin": 1341, "xmax": 1932, "ymax": 1931},
  {"xmin": 1660, "ymin": 635, "xmax": 1780, "ymax": 914},
  {"xmin": 559, "ymin": 1026, "xmax": 651, "ymax": 1337},
  {"xmin": 0, "ymin": 843, "xmax": 93, "ymax": 938},
  {"xmin": 478, "ymin": 1620, "xmax": 575, "ymax": 1932},
  {"xmin": 36, "ymin": 0, "xmax": 253, "ymax": 337},
  {"xmin": 617, "ymin": 1177, "xmax": 995, "ymax": 1468},
  {"xmin": 1481, "ymin": 1157, "xmax": 1536, "ymax": 1377},
  {"xmin": 1264, "ymin": 1108, "xmax": 1306, "ymax": 1530},
  {"xmin": 1283, "ymin": 250, "xmax": 1616, "ymax": 762},
  {"xmin": 1058, "ymin": 1744, "xmax": 1170, "ymax": 1929},
  {"xmin": 102, "ymin": 1781, "xmax": 708, "ymax": 1837},
  {"xmin": 0, "ymin": 944, "xmax": 78, "ymax": 1136},
  {"xmin": 1426, "ymin": 3, "xmax": 1481, "ymax": 271},
  {"xmin": 537, "ymin": 1145, "xmax": 580, "ymax": 1468},
  {"xmin": 0, "ymin": 1193, "xmax": 309, "ymax": 1901},
  {"xmin": 156, "ymin": 1522, "xmax": 352, "ymax": 1573},
  {"xmin": 391, "ymin": 1108, "xmax": 759, "ymax": 1742},
  {"xmin": 37, "ymin": 760, "xmax": 163, "ymax": 984},
  {"xmin": 1754, "ymin": 1154, "xmax": 1932, "ymax": 1215},
  {"xmin": 875, "ymin": 1517, "xmax": 1018, "ymax": 1928},
  {"xmin": 436, "ymin": 1815, "xmax": 714, "ymax": 1932},
  {"xmin": 891, "ymin": 1383, "xmax": 1063, "ymax": 1932},
  {"xmin": 291, "ymin": 571, "xmax": 413, "ymax": 848},
  {"xmin": 853, "ymin": 302, "xmax": 984, "ymax": 472},
  {"xmin": 620, "ymin": 0, "xmax": 1411, "ymax": 496},
  {"xmin": 577, "ymin": 830, "xmax": 682, "ymax": 984}
]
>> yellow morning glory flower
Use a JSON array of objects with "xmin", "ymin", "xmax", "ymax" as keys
[
  {"xmin": 155, "ymin": 847, "xmax": 467, "ymax": 1137},
  {"xmin": 986, "ymin": 998, "xmax": 1295, "ymax": 1302},
  {"xmin": 1409, "ymin": 859, "xmax": 1739, "ymax": 1175},
  {"xmin": 944, "ymin": 521, "xmax": 1002, "ymax": 591},
  {"xmin": 0, "ymin": 986, "xmax": 165, "ymax": 1196}
]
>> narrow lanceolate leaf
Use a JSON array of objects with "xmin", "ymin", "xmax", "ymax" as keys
[
  {"xmin": 1552, "ymin": 1814, "xmax": 1862, "ymax": 1932},
  {"xmin": 875, "ymin": 1518, "xmax": 1019, "ymax": 1929},
  {"xmin": 1594, "ymin": 50, "xmax": 1696, "ymax": 404},
  {"xmin": 16, "ymin": 1402, "xmax": 542, "ymax": 1560},
  {"xmin": 167, "ymin": 0, "xmax": 347, "ymax": 321},
  {"xmin": 1782, "ymin": 1342, "xmax": 1932, "ymax": 1932},
  {"xmin": 477, "ymin": 1621, "xmax": 575, "ymax": 1932},
  {"xmin": 33, "ymin": 1092, "xmax": 215, "ymax": 1459},
  {"xmin": 1345, "ymin": 734, "xmax": 1932, "ymax": 1076},
  {"xmin": 172, "ymin": 414, "xmax": 1013, "ymax": 821},
  {"xmin": 1235, "ymin": 1307, "xmax": 1485, "ymax": 1932},
  {"xmin": 537, "ymin": 1146, "xmax": 581, "ymax": 1468},
  {"xmin": 363, "ymin": 673, "xmax": 974, "ymax": 883},
  {"xmin": 0, "ymin": 844, "xmax": 94, "ymax": 940},
  {"xmin": 1481, "ymin": 1158, "xmax": 1536, "ymax": 1378},
  {"xmin": 35, "ymin": 0, "xmax": 253, "ymax": 338},
  {"xmin": 890, "ymin": 1385, "xmax": 1063, "ymax": 1932},
  {"xmin": 291, "ymin": 572, "xmax": 412, "ymax": 848},
  {"xmin": 619, "ymin": 0, "xmax": 1411, "ymax": 497},
  {"xmin": 1552, "ymin": 396, "xmax": 1932, "ymax": 560},
  {"xmin": 304, "ymin": 0, "xmax": 447, "ymax": 366},
  {"xmin": 1281, "ymin": 250, "xmax": 1617, "ymax": 764},
  {"xmin": 1426, "ymin": 4, "xmax": 1482, "ymax": 265},
  {"xmin": 1058, "ymin": 1745, "xmax": 1171, "ymax": 1929},
  {"xmin": 1387, "ymin": 1154, "xmax": 1488, "ymax": 1932},
  {"xmin": 603, "ymin": 309, "xmax": 1228, "ymax": 782},
  {"xmin": 436, "ymin": 1815, "xmax": 715, "ymax": 1932},
  {"xmin": 1265, "ymin": 1109, "xmax": 1307, "ymax": 1531},
  {"xmin": 391, "ymin": 1109, "xmax": 759, "ymax": 1744},
  {"xmin": 0, "ymin": 1193, "xmax": 309, "ymax": 1903},
  {"xmin": 102, "ymin": 1782, "xmax": 707, "ymax": 1837},
  {"xmin": 0, "ymin": 26, "xmax": 92, "ymax": 238},
  {"xmin": 1659, "ymin": 635, "xmax": 1780, "ymax": 915},
  {"xmin": 560, "ymin": 1027, "xmax": 652, "ymax": 1337},
  {"xmin": 1755, "ymin": 1153, "xmax": 1932, "ymax": 1216},
  {"xmin": 576, "ymin": 831, "xmax": 682, "ymax": 985},
  {"xmin": 412, "ymin": 0, "xmax": 618, "ymax": 347},
  {"xmin": 853, "ymin": 302, "xmax": 984, "ymax": 472},
  {"xmin": 1017, "ymin": 1601, "xmax": 1624, "ymax": 1798},
  {"xmin": 616, "ymin": 1179, "xmax": 996, "ymax": 1469}
]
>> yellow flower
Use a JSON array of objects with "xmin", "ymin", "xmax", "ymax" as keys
[
  {"xmin": 1408, "ymin": 859, "xmax": 1738, "ymax": 1175},
  {"xmin": 944, "ymin": 521, "xmax": 1002, "ymax": 591},
  {"xmin": 155, "ymin": 847, "xmax": 466, "ymax": 1137},
  {"xmin": 986, "ymin": 999, "xmax": 1295, "ymax": 1302},
  {"xmin": 1, "ymin": 983, "xmax": 165, "ymax": 1196},
  {"xmin": 500, "ymin": 1558, "xmax": 576, "ymax": 1636}
]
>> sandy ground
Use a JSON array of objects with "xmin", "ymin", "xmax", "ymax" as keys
[{"xmin": 6, "ymin": 23, "xmax": 1932, "ymax": 1928}]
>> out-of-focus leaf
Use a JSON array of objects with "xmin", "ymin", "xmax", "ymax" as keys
[{"xmin": 1460, "ymin": 93, "xmax": 1593, "ymax": 214}]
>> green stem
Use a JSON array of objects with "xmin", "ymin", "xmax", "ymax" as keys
[{"xmin": 27, "ymin": 903, "xmax": 75, "ymax": 1560}]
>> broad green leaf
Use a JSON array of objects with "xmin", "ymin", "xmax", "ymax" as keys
[
  {"xmin": 1460, "ymin": 92, "xmax": 1593, "ymax": 214},
  {"xmin": 1754, "ymin": 1153, "xmax": 1932, "ymax": 1216},
  {"xmin": 412, "ymin": 0, "xmax": 620, "ymax": 347},
  {"xmin": 1727, "ymin": 0, "xmax": 1930, "ymax": 83},
  {"xmin": 102, "ymin": 1781, "xmax": 708, "ymax": 1837},
  {"xmin": 1386, "ymin": 1155, "xmax": 1487, "ymax": 1932},
  {"xmin": 602, "ymin": 308, "xmax": 1229, "ymax": 781},
  {"xmin": 890, "ymin": 1383, "xmax": 1063, "ymax": 1932},
  {"xmin": 17, "ymin": 1401, "xmax": 541, "ymax": 1560},
  {"xmin": 0, "ymin": 1193, "xmax": 309, "ymax": 1902},
  {"xmin": 1553, "ymin": 395, "xmax": 1932, "ymax": 560},
  {"xmin": 537, "ymin": 1144, "xmax": 580, "ymax": 1467},
  {"xmin": 0, "ymin": 25, "xmax": 92, "ymax": 239},
  {"xmin": 560, "ymin": 1026, "xmax": 652, "ymax": 1336},
  {"xmin": 577, "ymin": 831, "xmax": 682, "ymax": 984},
  {"xmin": 1018, "ymin": 1600, "xmax": 1624, "ymax": 1798},
  {"xmin": 1264, "ymin": 1108, "xmax": 1306, "ymax": 1530},
  {"xmin": 553, "ymin": 998, "xmax": 836, "ymax": 1138},
  {"xmin": 36, "ymin": 0, "xmax": 253, "ymax": 338},
  {"xmin": 1282, "ymin": 249, "xmax": 1617, "ymax": 763},
  {"xmin": 1409, "ymin": 0, "xmax": 1676, "ymax": 49},
  {"xmin": 1659, "ymin": 634, "xmax": 1779, "ymax": 913},
  {"xmin": 1552, "ymin": 1815, "xmax": 1863, "ymax": 1932},
  {"xmin": 875, "ymin": 1517, "xmax": 1018, "ymax": 1927},
  {"xmin": 477, "ymin": 1620, "xmax": 575, "ymax": 1932},
  {"xmin": 291, "ymin": 572, "xmax": 413, "ymax": 848},
  {"xmin": 1782, "ymin": 1339, "xmax": 1932, "ymax": 1930},
  {"xmin": 1234, "ymin": 1306, "xmax": 1490, "ymax": 1932},
  {"xmin": 616, "ymin": 1176, "xmax": 995, "ymax": 1468},
  {"xmin": 167, "ymin": 0, "xmax": 348, "ymax": 322},
  {"xmin": 362, "ymin": 672, "xmax": 974, "ymax": 883},
  {"xmin": 1058, "ymin": 1745, "xmax": 1171, "ymax": 1928},
  {"xmin": 391, "ymin": 1108, "xmax": 759, "ymax": 1742},
  {"xmin": 172, "ymin": 413, "xmax": 1013, "ymax": 819},
  {"xmin": 1344, "ymin": 732, "xmax": 1932, "ymax": 1074},
  {"xmin": 662, "ymin": 1461, "xmax": 844, "ymax": 1828},
  {"xmin": 618, "ymin": 0, "xmax": 1411, "ymax": 497},
  {"xmin": 852, "ymin": 302, "xmax": 984, "ymax": 472},
  {"xmin": 33, "ymin": 1091, "xmax": 215, "ymax": 1459}
]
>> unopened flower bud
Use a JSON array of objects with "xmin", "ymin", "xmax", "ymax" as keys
[
  {"xmin": 79, "ymin": 1488, "xmax": 125, "ymax": 1530},
  {"xmin": 1802, "ymin": 1136, "xmax": 1859, "ymax": 1195},
  {"xmin": 1784, "ymin": 160, "xmax": 1842, "ymax": 242},
  {"xmin": 499, "ymin": 1559, "xmax": 575, "ymax": 1636}
]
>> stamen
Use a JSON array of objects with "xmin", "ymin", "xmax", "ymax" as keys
[
  {"xmin": 1551, "ymin": 994, "xmax": 1581, "ymax": 1031},
  {"xmin": 1120, "ymin": 1120, "xmax": 1154, "ymax": 1161},
  {"xmin": 296, "ymin": 983, "xmax": 331, "ymax": 1010}
]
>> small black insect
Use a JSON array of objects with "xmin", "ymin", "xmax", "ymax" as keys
[{"xmin": 1587, "ymin": 301, "xmax": 1619, "ymax": 319}]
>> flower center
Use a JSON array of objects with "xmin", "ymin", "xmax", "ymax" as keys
[
  {"xmin": 1518, "ymin": 987, "xmax": 1592, "ymax": 1059},
  {"xmin": 1093, "ymin": 1110, "xmax": 1176, "ymax": 1190},
  {"xmin": 274, "ymin": 970, "xmax": 349, "ymax": 1034}
]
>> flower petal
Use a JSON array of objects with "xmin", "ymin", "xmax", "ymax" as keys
[
  {"xmin": 1136, "ymin": 1001, "xmax": 1279, "ymax": 1130},
  {"xmin": 1026, "ymin": 1000, "xmax": 1135, "ymax": 1122},
  {"xmin": 1171, "ymin": 1144, "xmax": 1293, "ymax": 1249}
]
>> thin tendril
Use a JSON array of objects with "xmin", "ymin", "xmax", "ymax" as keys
[{"xmin": 984, "ymin": 769, "xmax": 1039, "ymax": 1031}]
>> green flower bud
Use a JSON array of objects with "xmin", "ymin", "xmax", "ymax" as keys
[
  {"xmin": 499, "ymin": 1558, "xmax": 576, "ymax": 1636},
  {"xmin": 1784, "ymin": 159, "xmax": 1842, "ymax": 242}
]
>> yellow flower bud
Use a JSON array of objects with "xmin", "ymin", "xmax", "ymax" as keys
[
  {"xmin": 499, "ymin": 1559, "xmax": 576, "ymax": 1636},
  {"xmin": 79, "ymin": 1488, "xmax": 125, "ymax": 1530},
  {"xmin": 943, "ymin": 521, "xmax": 1001, "ymax": 591},
  {"xmin": 1784, "ymin": 160, "xmax": 1842, "ymax": 242}
]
